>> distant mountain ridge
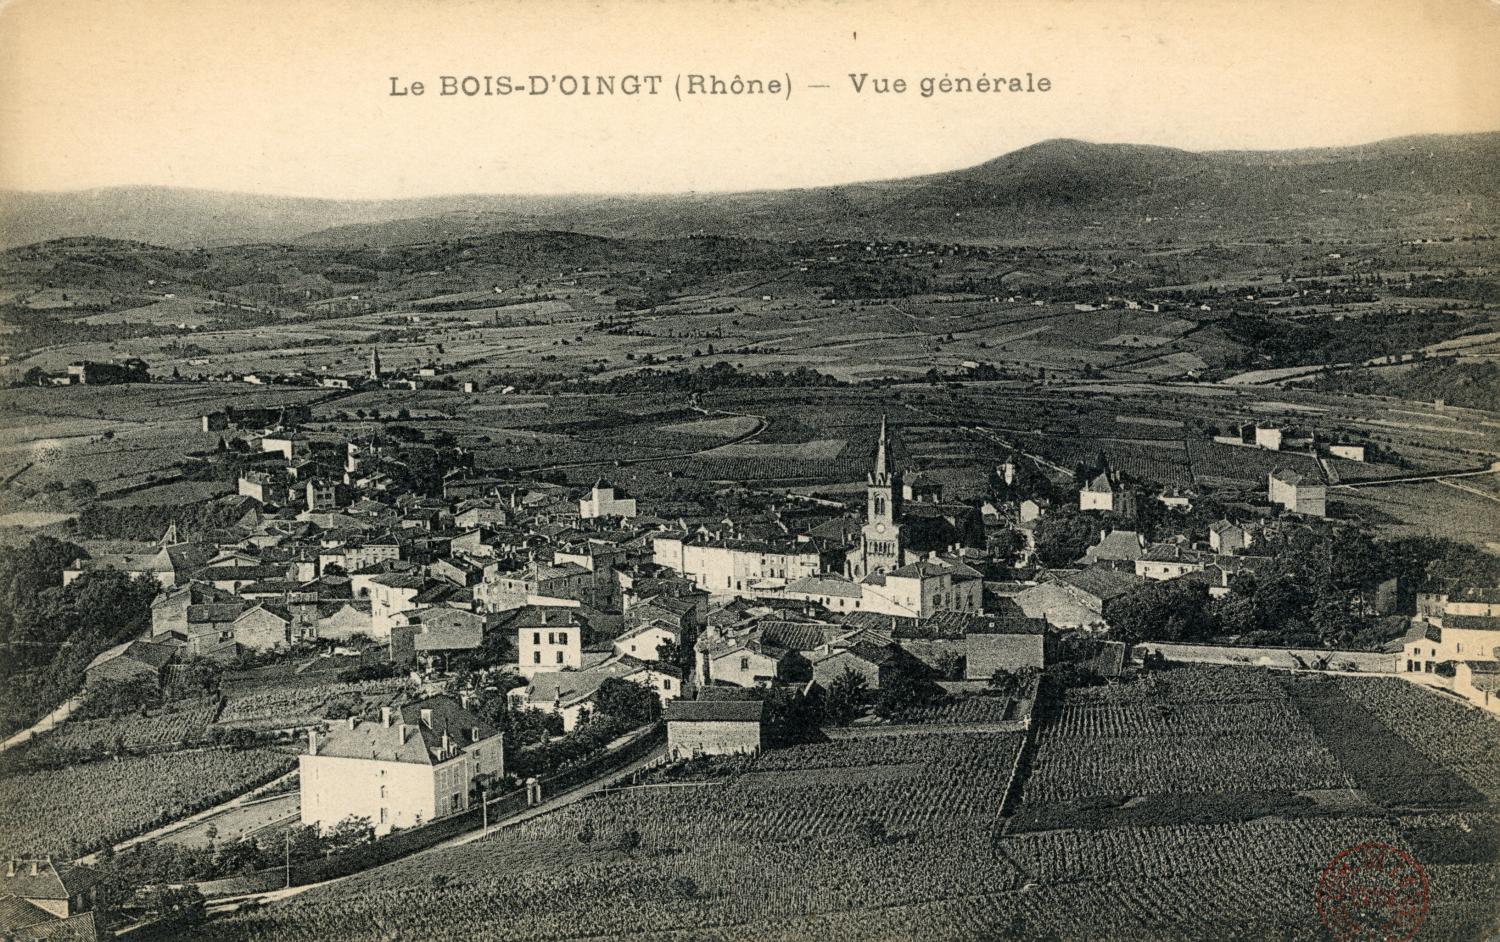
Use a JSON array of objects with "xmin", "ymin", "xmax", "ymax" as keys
[{"xmin": 2, "ymin": 133, "xmax": 1497, "ymax": 250}]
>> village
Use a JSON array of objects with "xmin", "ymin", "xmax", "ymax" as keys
[{"xmin": 1, "ymin": 330, "xmax": 1498, "ymax": 939}]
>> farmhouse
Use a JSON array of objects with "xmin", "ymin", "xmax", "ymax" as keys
[
  {"xmin": 63, "ymin": 542, "xmax": 212, "ymax": 588},
  {"xmin": 150, "ymin": 581, "xmax": 245, "ymax": 653},
  {"xmin": 1268, "ymin": 468, "xmax": 1326, "ymax": 518},
  {"xmin": 83, "ymin": 639, "xmax": 174, "ymax": 687},
  {"xmin": 1079, "ymin": 469, "xmax": 1136, "ymax": 517},
  {"xmin": 810, "ymin": 641, "xmax": 899, "ymax": 689},
  {"xmin": 664, "ymin": 699, "xmax": 763, "ymax": 760},
  {"xmin": 1208, "ymin": 519, "xmax": 1252, "ymax": 555},
  {"xmin": 301, "ymin": 697, "xmax": 502, "ymax": 837},
  {"xmin": 508, "ymin": 670, "xmax": 607, "ymax": 731}
]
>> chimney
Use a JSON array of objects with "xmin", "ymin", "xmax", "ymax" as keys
[
  {"xmin": 471, "ymin": 726, "xmax": 481, "ymax": 744},
  {"xmin": 420, "ymin": 708, "xmax": 433, "ymax": 727},
  {"xmin": 347, "ymin": 715, "xmax": 358, "ymax": 730},
  {"xmin": 308, "ymin": 729, "xmax": 319, "ymax": 755},
  {"xmin": 381, "ymin": 707, "xmax": 393, "ymax": 727},
  {"xmin": 30, "ymin": 861, "xmax": 40, "ymax": 876},
  {"xmin": 441, "ymin": 730, "xmax": 451, "ymax": 755},
  {"xmin": 6, "ymin": 860, "xmax": 14, "ymax": 877},
  {"xmin": 400, "ymin": 723, "xmax": 411, "ymax": 742}
]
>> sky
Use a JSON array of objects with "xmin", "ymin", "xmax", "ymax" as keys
[{"xmin": 2, "ymin": 0, "xmax": 1499, "ymax": 199}]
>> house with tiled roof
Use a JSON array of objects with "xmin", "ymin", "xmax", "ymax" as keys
[
  {"xmin": 1080, "ymin": 529, "xmax": 1146, "ymax": 566},
  {"xmin": 1134, "ymin": 541, "xmax": 1211, "ymax": 581},
  {"xmin": 1015, "ymin": 566, "xmax": 1144, "ymax": 630},
  {"xmin": 84, "ymin": 639, "xmax": 175, "ymax": 687},
  {"xmin": 1268, "ymin": 467, "xmax": 1326, "ymax": 517},
  {"xmin": 63, "ymin": 542, "xmax": 213, "ymax": 589},
  {"xmin": 0, "ymin": 893, "xmax": 99, "ymax": 941},
  {"xmin": 300, "ymin": 696, "xmax": 502, "ymax": 836},
  {"xmin": 0, "ymin": 857, "xmax": 103, "ymax": 940},
  {"xmin": 232, "ymin": 603, "xmax": 292, "ymax": 652},
  {"xmin": 613, "ymin": 619, "xmax": 681, "ymax": 663},
  {"xmin": 809, "ymin": 640, "xmax": 899, "ymax": 690},
  {"xmin": 150, "ymin": 581, "xmax": 246, "ymax": 654}
]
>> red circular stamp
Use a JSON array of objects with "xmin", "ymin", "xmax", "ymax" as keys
[{"xmin": 1315, "ymin": 841, "xmax": 1429, "ymax": 942}]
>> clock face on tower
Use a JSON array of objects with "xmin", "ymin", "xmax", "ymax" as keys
[{"xmin": 875, "ymin": 523, "xmax": 886, "ymax": 534}]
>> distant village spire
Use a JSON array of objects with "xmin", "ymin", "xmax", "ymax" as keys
[{"xmin": 369, "ymin": 347, "xmax": 383, "ymax": 380}]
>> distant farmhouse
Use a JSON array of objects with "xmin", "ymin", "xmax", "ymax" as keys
[{"xmin": 1267, "ymin": 468, "xmax": 1327, "ymax": 518}]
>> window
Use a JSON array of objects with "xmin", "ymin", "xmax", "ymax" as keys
[
  {"xmin": 664, "ymin": 679, "xmax": 672, "ymax": 690},
  {"xmin": 740, "ymin": 656, "xmax": 749, "ymax": 671},
  {"xmin": 532, "ymin": 651, "xmax": 541, "ymax": 664},
  {"xmin": 379, "ymin": 785, "xmax": 387, "ymax": 799},
  {"xmin": 547, "ymin": 632, "xmax": 556, "ymax": 645},
  {"xmin": 556, "ymin": 651, "xmax": 564, "ymax": 664},
  {"xmin": 379, "ymin": 808, "xmax": 388, "ymax": 823}
]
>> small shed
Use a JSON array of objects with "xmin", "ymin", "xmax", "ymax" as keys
[{"xmin": 664, "ymin": 699, "xmax": 763, "ymax": 760}]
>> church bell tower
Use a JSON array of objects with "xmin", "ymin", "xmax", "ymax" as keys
[{"xmin": 856, "ymin": 414, "xmax": 903, "ymax": 575}]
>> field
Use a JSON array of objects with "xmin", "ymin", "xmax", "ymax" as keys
[
  {"xmin": 20, "ymin": 697, "xmax": 220, "ymax": 755},
  {"xmin": 218, "ymin": 677, "xmax": 410, "ymax": 729},
  {"xmin": 0, "ymin": 747, "xmax": 295, "ymax": 857},
  {"xmin": 188, "ymin": 729, "xmax": 1028, "ymax": 942},
  {"xmin": 190, "ymin": 667, "xmax": 1500, "ymax": 941}
]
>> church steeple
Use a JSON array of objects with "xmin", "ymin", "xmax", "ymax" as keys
[
  {"xmin": 872, "ymin": 414, "xmax": 892, "ymax": 484},
  {"xmin": 852, "ymin": 414, "xmax": 903, "ymax": 577},
  {"xmin": 369, "ymin": 347, "xmax": 383, "ymax": 380}
]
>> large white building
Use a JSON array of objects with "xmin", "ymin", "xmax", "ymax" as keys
[
  {"xmin": 652, "ymin": 532, "xmax": 823, "ymax": 598},
  {"xmin": 778, "ymin": 554, "xmax": 985, "ymax": 619},
  {"xmin": 300, "ymin": 697, "xmax": 503, "ymax": 836}
]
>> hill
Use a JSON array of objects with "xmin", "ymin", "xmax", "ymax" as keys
[{"xmin": 3, "ymin": 133, "xmax": 1497, "ymax": 250}]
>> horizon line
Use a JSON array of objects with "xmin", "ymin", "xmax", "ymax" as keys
[{"xmin": 3, "ymin": 129, "xmax": 1497, "ymax": 205}]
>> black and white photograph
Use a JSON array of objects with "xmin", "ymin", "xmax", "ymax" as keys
[{"xmin": 1, "ymin": 0, "xmax": 1498, "ymax": 938}]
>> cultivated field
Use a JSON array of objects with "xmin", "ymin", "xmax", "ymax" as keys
[
  {"xmin": 179, "ymin": 670, "xmax": 1500, "ymax": 940},
  {"xmin": 0, "ymin": 747, "xmax": 295, "ymax": 857}
]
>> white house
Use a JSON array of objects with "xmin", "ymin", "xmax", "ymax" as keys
[
  {"xmin": 365, "ymin": 572, "xmax": 427, "ymax": 639},
  {"xmin": 517, "ymin": 609, "xmax": 584, "ymax": 674},
  {"xmin": 578, "ymin": 480, "xmax": 637, "ymax": 520},
  {"xmin": 300, "ymin": 697, "xmax": 503, "ymax": 837}
]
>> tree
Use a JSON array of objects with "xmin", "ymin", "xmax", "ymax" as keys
[
  {"xmin": 593, "ymin": 677, "xmax": 660, "ymax": 727},
  {"xmin": 1104, "ymin": 579, "xmax": 1214, "ymax": 646},
  {"xmin": 873, "ymin": 667, "xmax": 940, "ymax": 719},
  {"xmin": 823, "ymin": 666, "xmax": 868, "ymax": 726},
  {"xmin": 615, "ymin": 828, "xmax": 642, "ymax": 857},
  {"xmin": 1033, "ymin": 508, "xmax": 1101, "ymax": 567},
  {"xmin": 576, "ymin": 821, "xmax": 596, "ymax": 846},
  {"xmin": 988, "ymin": 666, "xmax": 1039, "ymax": 699},
  {"xmin": 853, "ymin": 816, "xmax": 888, "ymax": 846},
  {"xmin": 140, "ymin": 884, "xmax": 206, "ymax": 930}
]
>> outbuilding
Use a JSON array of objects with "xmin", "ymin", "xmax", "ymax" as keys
[{"xmin": 664, "ymin": 699, "xmax": 763, "ymax": 759}]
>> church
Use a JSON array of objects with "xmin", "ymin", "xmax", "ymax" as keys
[{"xmin": 846, "ymin": 416, "xmax": 985, "ymax": 578}]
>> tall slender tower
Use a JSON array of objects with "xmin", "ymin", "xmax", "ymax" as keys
[
  {"xmin": 856, "ymin": 414, "xmax": 904, "ymax": 575},
  {"xmin": 369, "ymin": 347, "xmax": 383, "ymax": 381}
]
